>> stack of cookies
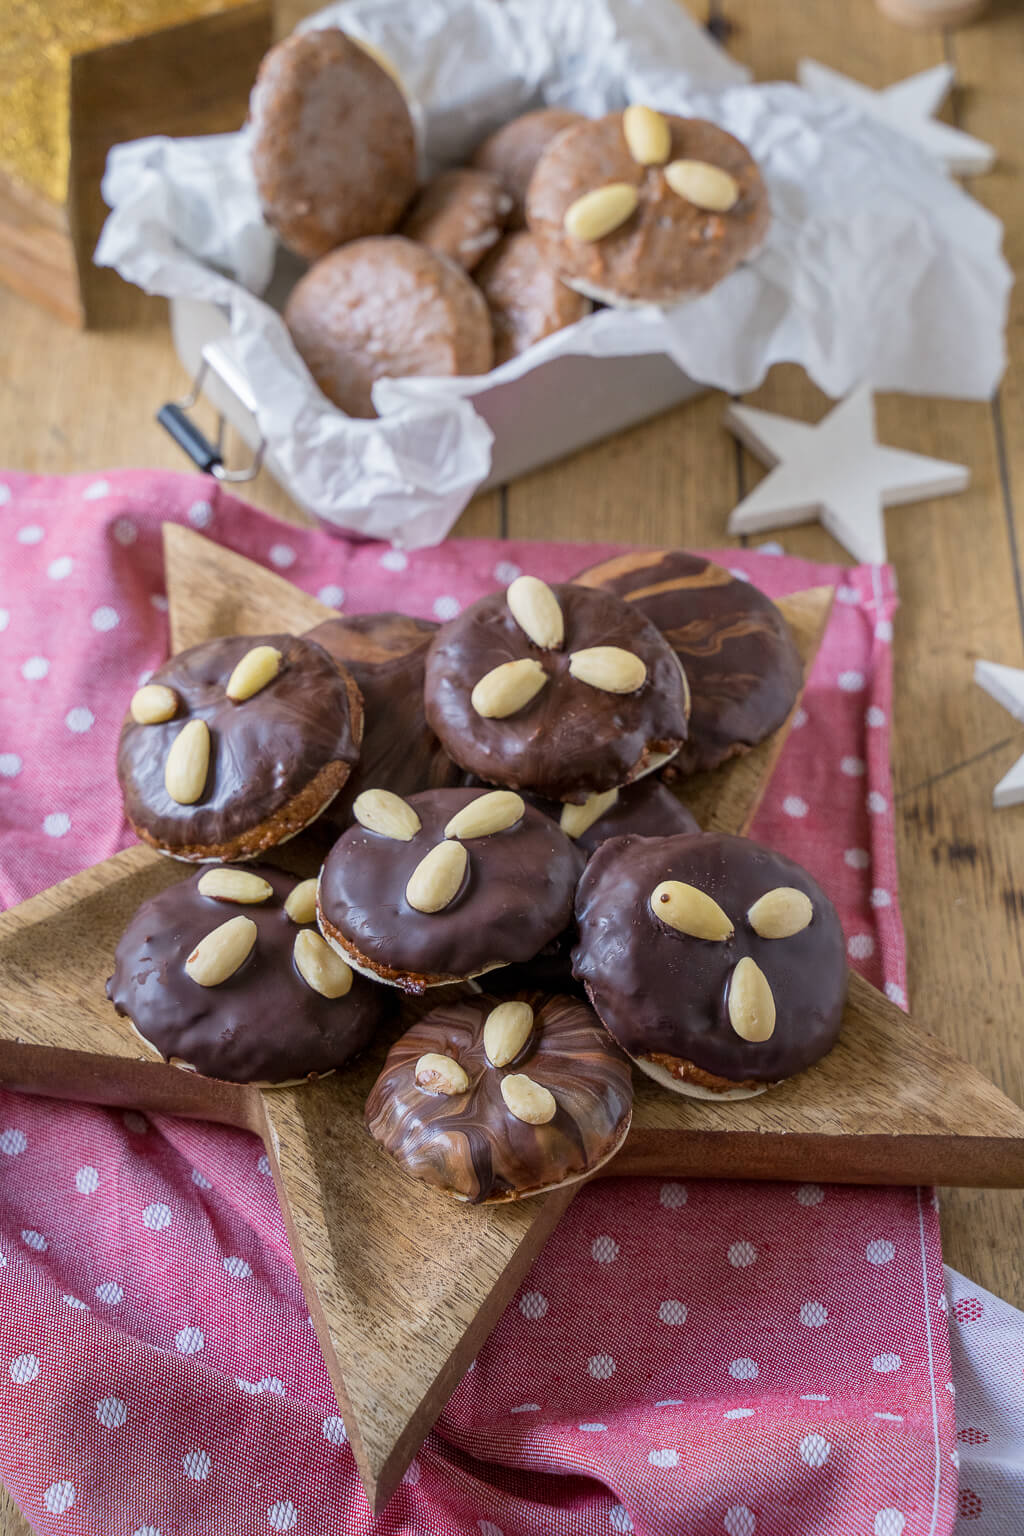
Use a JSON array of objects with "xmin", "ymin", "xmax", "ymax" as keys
[
  {"xmin": 108, "ymin": 556, "xmax": 848, "ymax": 1206},
  {"xmin": 246, "ymin": 27, "xmax": 770, "ymax": 418}
]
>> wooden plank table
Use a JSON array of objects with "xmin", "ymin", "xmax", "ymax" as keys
[{"xmin": 1, "ymin": 0, "xmax": 1022, "ymax": 1528}]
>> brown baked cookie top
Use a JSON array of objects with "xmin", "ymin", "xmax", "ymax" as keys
[
  {"xmin": 318, "ymin": 786, "xmax": 583, "ymax": 990},
  {"xmin": 249, "ymin": 28, "xmax": 417, "ymax": 261},
  {"xmin": 399, "ymin": 167, "xmax": 513, "ymax": 271},
  {"xmin": 574, "ymin": 550, "xmax": 803, "ymax": 775},
  {"xmin": 573, "ymin": 831, "xmax": 848, "ymax": 1087},
  {"xmin": 475, "ymin": 231, "xmax": 592, "ymax": 365},
  {"xmin": 284, "ymin": 236, "xmax": 494, "ymax": 418},
  {"xmin": 117, "ymin": 633, "xmax": 362, "ymax": 858},
  {"xmin": 364, "ymin": 991, "xmax": 633, "ymax": 1202},
  {"xmin": 306, "ymin": 613, "xmax": 460, "ymax": 836},
  {"xmin": 107, "ymin": 864, "xmax": 386, "ymax": 1084},
  {"xmin": 526, "ymin": 109, "xmax": 770, "ymax": 305},
  {"xmin": 471, "ymin": 108, "xmax": 584, "ymax": 227},
  {"xmin": 423, "ymin": 577, "xmax": 689, "ymax": 802}
]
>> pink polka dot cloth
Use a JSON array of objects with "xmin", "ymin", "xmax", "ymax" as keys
[{"xmin": 0, "ymin": 470, "xmax": 966, "ymax": 1535}]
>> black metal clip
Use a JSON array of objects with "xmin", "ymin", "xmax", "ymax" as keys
[{"xmin": 156, "ymin": 360, "xmax": 266, "ymax": 483}]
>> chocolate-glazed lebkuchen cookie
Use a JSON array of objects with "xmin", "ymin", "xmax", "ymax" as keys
[
  {"xmin": 574, "ymin": 550, "xmax": 803, "ymax": 776},
  {"xmin": 365, "ymin": 992, "xmax": 633, "ymax": 1203},
  {"xmin": 424, "ymin": 577, "xmax": 689, "ymax": 802},
  {"xmin": 318, "ymin": 786, "xmax": 583, "ymax": 991},
  {"xmin": 107, "ymin": 865, "xmax": 386, "ymax": 1085},
  {"xmin": 574, "ymin": 831, "xmax": 847, "ymax": 1098},
  {"xmin": 306, "ymin": 613, "xmax": 460, "ymax": 837},
  {"xmin": 117, "ymin": 634, "xmax": 363, "ymax": 862}
]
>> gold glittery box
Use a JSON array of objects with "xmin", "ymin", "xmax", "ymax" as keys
[{"xmin": 0, "ymin": 0, "xmax": 271, "ymax": 325}]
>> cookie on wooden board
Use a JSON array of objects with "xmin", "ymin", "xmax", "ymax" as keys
[
  {"xmin": 573, "ymin": 831, "xmax": 848, "ymax": 1098},
  {"xmin": 317, "ymin": 786, "xmax": 582, "ymax": 991},
  {"xmin": 107, "ymin": 865, "xmax": 387, "ymax": 1085},
  {"xmin": 423, "ymin": 576, "xmax": 690, "ymax": 802},
  {"xmin": 117, "ymin": 634, "xmax": 362, "ymax": 862},
  {"xmin": 574, "ymin": 549, "xmax": 803, "ymax": 775},
  {"xmin": 365, "ymin": 991, "xmax": 633, "ymax": 1202}
]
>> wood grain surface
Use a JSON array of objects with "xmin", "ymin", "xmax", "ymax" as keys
[{"xmin": 3, "ymin": 0, "xmax": 1024, "ymax": 1529}]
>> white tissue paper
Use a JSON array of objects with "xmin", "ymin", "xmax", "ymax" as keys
[{"xmin": 95, "ymin": 0, "xmax": 1011, "ymax": 548}]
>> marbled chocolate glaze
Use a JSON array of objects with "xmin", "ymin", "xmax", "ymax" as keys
[
  {"xmin": 117, "ymin": 633, "xmax": 362, "ymax": 856},
  {"xmin": 424, "ymin": 584, "xmax": 689, "ymax": 802},
  {"xmin": 575, "ymin": 550, "xmax": 802, "ymax": 774},
  {"xmin": 106, "ymin": 865, "xmax": 387, "ymax": 1084},
  {"xmin": 318, "ymin": 787, "xmax": 583, "ymax": 989},
  {"xmin": 573, "ymin": 832, "xmax": 847, "ymax": 1084},
  {"xmin": 308, "ymin": 613, "xmax": 460, "ymax": 836},
  {"xmin": 365, "ymin": 991, "xmax": 633, "ymax": 1202}
]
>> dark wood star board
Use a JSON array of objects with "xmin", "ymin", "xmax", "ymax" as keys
[{"xmin": 1, "ymin": 523, "xmax": 1023, "ymax": 1514}]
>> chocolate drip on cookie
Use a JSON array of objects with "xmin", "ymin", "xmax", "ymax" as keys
[{"xmin": 365, "ymin": 992, "xmax": 633, "ymax": 1202}]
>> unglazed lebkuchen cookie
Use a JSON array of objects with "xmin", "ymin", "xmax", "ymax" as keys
[
  {"xmin": 249, "ymin": 28, "xmax": 417, "ymax": 261},
  {"xmin": 305, "ymin": 613, "xmax": 461, "ymax": 840},
  {"xmin": 317, "ymin": 786, "xmax": 583, "ymax": 992},
  {"xmin": 106, "ymin": 865, "xmax": 387, "ymax": 1085},
  {"xmin": 526, "ymin": 108, "xmax": 770, "ymax": 306},
  {"xmin": 423, "ymin": 576, "xmax": 690, "ymax": 802},
  {"xmin": 399, "ymin": 167, "xmax": 513, "ymax": 272},
  {"xmin": 284, "ymin": 237, "xmax": 494, "ymax": 418},
  {"xmin": 573, "ymin": 549, "xmax": 803, "ymax": 775},
  {"xmin": 116, "ymin": 634, "xmax": 363, "ymax": 862},
  {"xmin": 365, "ymin": 992, "xmax": 633, "ymax": 1202},
  {"xmin": 471, "ymin": 108, "xmax": 584, "ymax": 228},
  {"xmin": 573, "ymin": 831, "xmax": 848, "ymax": 1098}
]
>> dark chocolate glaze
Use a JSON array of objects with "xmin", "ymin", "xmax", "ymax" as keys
[
  {"xmin": 464, "ymin": 771, "xmax": 700, "ymax": 858},
  {"xmin": 307, "ymin": 613, "xmax": 461, "ymax": 837},
  {"xmin": 573, "ymin": 832, "xmax": 847, "ymax": 1083},
  {"xmin": 364, "ymin": 991, "xmax": 633, "ymax": 1202},
  {"xmin": 318, "ymin": 787, "xmax": 584, "ymax": 988},
  {"xmin": 575, "ymin": 550, "xmax": 802, "ymax": 775},
  {"xmin": 106, "ymin": 865, "xmax": 387, "ymax": 1083},
  {"xmin": 117, "ymin": 633, "xmax": 361, "ymax": 853},
  {"xmin": 423, "ymin": 583, "xmax": 689, "ymax": 802}
]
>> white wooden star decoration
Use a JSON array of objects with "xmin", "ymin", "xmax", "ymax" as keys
[
  {"xmin": 974, "ymin": 660, "xmax": 1024, "ymax": 808},
  {"xmin": 797, "ymin": 59, "xmax": 995, "ymax": 177},
  {"xmin": 724, "ymin": 385, "xmax": 969, "ymax": 565}
]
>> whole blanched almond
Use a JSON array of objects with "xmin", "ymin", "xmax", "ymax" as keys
[
  {"xmin": 563, "ymin": 183, "xmax": 639, "ymax": 242},
  {"xmin": 353, "ymin": 788, "xmax": 422, "ymax": 841},
  {"xmin": 284, "ymin": 877, "xmax": 319, "ymax": 925},
  {"xmin": 444, "ymin": 791, "xmax": 525, "ymax": 840},
  {"xmin": 164, "ymin": 719, "xmax": 210, "ymax": 805},
  {"xmin": 471, "ymin": 658, "xmax": 548, "ymax": 719},
  {"xmin": 747, "ymin": 887, "xmax": 813, "ymax": 939},
  {"xmin": 484, "ymin": 1001, "xmax": 534, "ymax": 1069},
  {"xmin": 415, "ymin": 1052, "xmax": 469, "ymax": 1095},
  {"xmin": 185, "ymin": 915, "xmax": 257, "ymax": 986},
  {"xmin": 406, "ymin": 840, "xmax": 468, "ymax": 914},
  {"xmin": 226, "ymin": 644, "xmax": 283, "ymax": 702},
  {"xmin": 197, "ymin": 868, "xmax": 273, "ymax": 905},
  {"xmin": 568, "ymin": 646, "xmax": 647, "ymax": 694},
  {"xmin": 560, "ymin": 788, "xmax": 619, "ymax": 839},
  {"xmin": 728, "ymin": 956, "xmax": 776, "ymax": 1042},
  {"xmin": 665, "ymin": 158, "xmax": 739, "ymax": 212},
  {"xmin": 293, "ymin": 929, "xmax": 353, "ymax": 998},
  {"xmin": 501, "ymin": 1073, "xmax": 557, "ymax": 1125},
  {"xmin": 130, "ymin": 683, "xmax": 178, "ymax": 725},
  {"xmin": 506, "ymin": 575, "xmax": 564, "ymax": 650},
  {"xmin": 650, "ymin": 880, "xmax": 734, "ymax": 941},
  {"xmin": 623, "ymin": 104, "xmax": 671, "ymax": 166}
]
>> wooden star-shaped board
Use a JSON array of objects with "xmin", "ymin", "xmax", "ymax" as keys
[{"xmin": 1, "ymin": 525, "xmax": 1023, "ymax": 1514}]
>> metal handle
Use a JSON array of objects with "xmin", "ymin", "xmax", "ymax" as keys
[{"xmin": 157, "ymin": 357, "xmax": 266, "ymax": 484}]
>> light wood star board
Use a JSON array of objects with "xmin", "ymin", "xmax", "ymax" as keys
[{"xmin": 2, "ymin": 525, "xmax": 1024, "ymax": 1514}]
